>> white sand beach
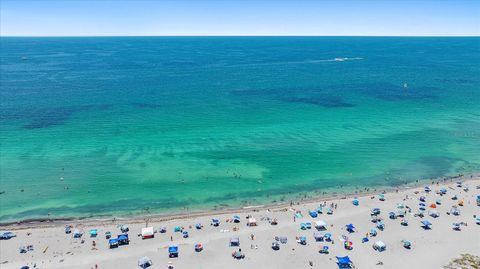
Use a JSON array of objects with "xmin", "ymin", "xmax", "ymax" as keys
[{"xmin": 1, "ymin": 176, "xmax": 479, "ymax": 269}]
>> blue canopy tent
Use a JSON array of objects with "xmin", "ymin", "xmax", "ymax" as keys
[
  {"xmin": 117, "ymin": 234, "xmax": 129, "ymax": 245},
  {"xmin": 336, "ymin": 256, "xmax": 353, "ymax": 268},
  {"xmin": 168, "ymin": 246, "xmax": 179, "ymax": 258},
  {"xmin": 346, "ymin": 224, "xmax": 355, "ymax": 233},
  {"xmin": 89, "ymin": 229, "xmax": 97, "ymax": 238},
  {"xmin": 299, "ymin": 236, "xmax": 307, "ymax": 245},
  {"xmin": 421, "ymin": 220, "xmax": 432, "ymax": 229},
  {"xmin": 109, "ymin": 238, "xmax": 119, "ymax": 248}
]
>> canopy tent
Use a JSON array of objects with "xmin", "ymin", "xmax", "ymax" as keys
[
  {"xmin": 314, "ymin": 232, "xmax": 324, "ymax": 241},
  {"xmin": 229, "ymin": 237, "xmax": 240, "ymax": 247},
  {"xmin": 73, "ymin": 229, "xmax": 82, "ymax": 238},
  {"xmin": 373, "ymin": 241, "xmax": 386, "ymax": 251},
  {"xmin": 109, "ymin": 239, "xmax": 119, "ymax": 248},
  {"xmin": 89, "ymin": 229, "xmax": 97, "ymax": 237},
  {"xmin": 346, "ymin": 224, "xmax": 355, "ymax": 233},
  {"xmin": 117, "ymin": 234, "xmax": 129, "ymax": 245},
  {"xmin": 299, "ymin": 236, "xmax": 307, "ymax": 244},
  {"xmin": 429, "ymin": 210, "xmax": 440, "ymax": 218},
  {"xmin": 276, "ymin": 236, "xmax": 288, "ymax": 244},
  {"xmin": 421, "ymin": 220, "xmax": 432, "ymax": 229},
  {"xmin": 141, "ymin": 227, "xmax": 154, "ymax": 239},
  {"xmin": 315, "ymin": 220, "xmax": 327, "ymax": 230},
  {"xmin": 168, "ymin": 246, "xmax": 179, "ymax": 258},
  {"xmin": 371, "ymin": 208, "xmax": 381, "ymax": 215},
  {"xmin": 336, "ymin": 256, "xmax": 353, "ymax": 268},
  {"xmin": 138, "ymin": 256, "xmax": 152, "ymax": 268}
]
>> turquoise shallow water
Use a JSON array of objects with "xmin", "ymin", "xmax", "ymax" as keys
[{"xmin": 1, "ymin": 37, "xmax": 479, "ymax": 222}]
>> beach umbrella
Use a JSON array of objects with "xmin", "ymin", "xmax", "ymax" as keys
[
  {"xmin": 429, "ymin": 203, "xmax": 437, "ymax": 208},
  {"xmin": 138, "ymin": 256, "xmax": 152, "ymax": 268}
]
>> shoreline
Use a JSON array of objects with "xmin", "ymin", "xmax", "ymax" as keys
[
  {"xmin": 2, "ymin": 172, "xmax": 478, "ymax": 229},
  {"xmin": 1, "ymin": 174, "xmax": 479, "ymax": 269}
]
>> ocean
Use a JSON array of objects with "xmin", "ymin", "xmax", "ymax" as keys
[{"xmin": 1, "ymin": 37, "xmax": 479, "ymax": 222}]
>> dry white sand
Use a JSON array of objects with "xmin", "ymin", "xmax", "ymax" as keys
[{"xmin": 1, "ymin": 176, "xmax": 479, "ymax": 269}]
